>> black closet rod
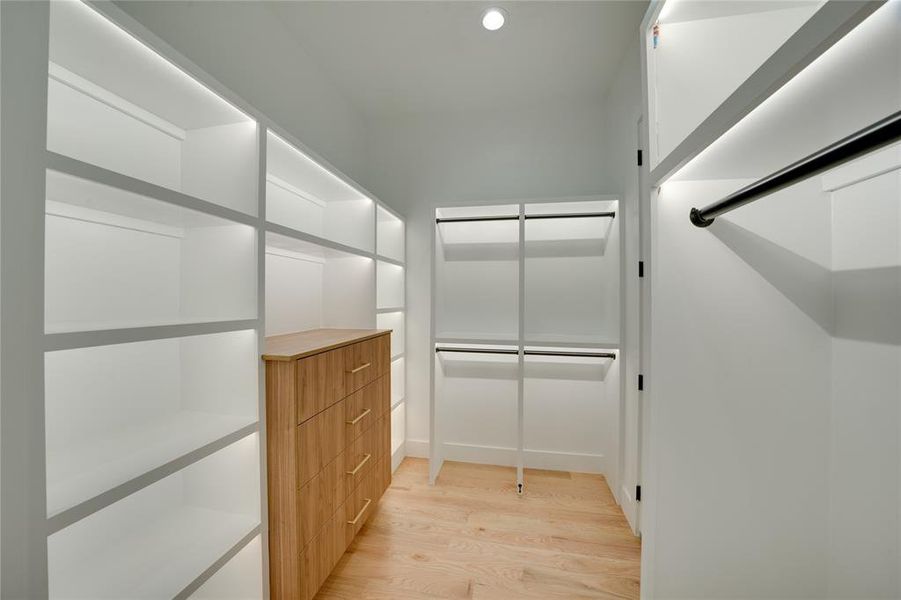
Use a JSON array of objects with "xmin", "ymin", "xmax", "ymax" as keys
[
  {"xmin": 524, "ymin": 350, "xmax": 616, "ymax": 359},
  {"xmin": 435, "ymin": 347, "xmax": 519, "ymax": 355},
  {"xmin": 524, "ymin": 212, "xmax": 615, "ymax": 220},
  {"xmin": 435, "ymin": 215, "xmax": 519, "ymax": 223},
  {"xmin": 435, "ymin": 212, "xmax": 616, "ymax": 224},
  {"xmin": 690, "ymin": 110, "xmax": 901, "ymax": 228},
  {"xmin": 434, "ymin": 347, "xmax": 616, "ymax": 359}
]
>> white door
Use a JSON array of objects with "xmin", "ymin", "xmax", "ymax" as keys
[{"xmin": 620, "ymin": 117, "xmax": 644, "ymax": 534}]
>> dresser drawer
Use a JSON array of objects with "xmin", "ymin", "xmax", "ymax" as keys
[
  {"xmin": 344, "ymin": 339, "xmax": 375, "ymax": 393},
  {"xmin": 299, "ymin": 513, "xmax": 342, "ymax": 600},
  {"xmin": 343, "ymin": 387, "xmax": 373, "ymax": 443},
  {"xmin": 295, "ymin": 347, "xmax": 346, "ymax": 425},
  {"xmin": 342, "ymin": 471, "xmax": 375, "ymax": 543},
  {"xmin": 344, "ymin": 425, "xmax": 375, "ymax": 492},
  {"xmin": 296, "ymin": 398, "xmax": 347, "ymax": 488},
  {"xmin": 297, "ymin": 448, "xmax": 348, "ymax": 549}
]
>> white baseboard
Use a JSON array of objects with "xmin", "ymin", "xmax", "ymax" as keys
[
  {"xmin": 444, "ymin": 442, "xmax": 605, "ymax": 474},
  {"xmin": 403, "ymin": 439, "xmax": 604, "ymax": 474},
  {"xmin": 404, "ymin": 438, "xmax": 430, "ymax": 459},
  {"xmin": 391, "ymin": 443, "xmax": 405, "ymax": 473},
  {"xmin": 620, "ymin": 484, "xmax": 640, "ymax": 535}
]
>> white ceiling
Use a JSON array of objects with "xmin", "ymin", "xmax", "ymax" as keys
[{"xmin": 266, "ymin": 1, "xmax": 648, "ymax": 118}]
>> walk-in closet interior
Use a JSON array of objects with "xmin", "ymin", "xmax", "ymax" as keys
[{"xmin": 1, "ymin": 0, "xmax": 898, "ymax": 598}]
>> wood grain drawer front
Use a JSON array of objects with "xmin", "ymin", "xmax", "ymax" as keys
[
  {"xmin": 297, "ymin": 448, "xmax": 347, "ymax": 549},
  {"xmin": 343, "ymin": 472, "xmax": 375, "ymax": 542},
  {"xmin": 295, "ymin": 347, "xmax": 346, "ymax": 424},
  {"xmin": 360, "ymin": 377, "xmax": 381, "ymax": 423},
  {"xmin": 344, "ymin": 426, "xmax": 375, "ymax": 492},
  {"xmin": 344, "ymin": 339, "xmax": 375, "ymax": 393},
  {"xmin": 343, "ymin": 388, "xmax": 372, "ymax": 443},
  {"xmin": 299, "ymin": 512, "xmax": 343, "ymax": 600},
  {"xmin": 296, "ymin": 399, "xmax": 346, "ymax": 488}
]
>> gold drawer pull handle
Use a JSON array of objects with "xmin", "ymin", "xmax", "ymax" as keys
[
  {"xmin": 346, "ymin": 453, "xmax": 371, "ymax": 476},
  {"xmin": 347, "ymin": 498, "xmax": 372, "ymax": 525},
  {"xmin": 345, "ymin": 408, "xmax": 371, "ymax": 426},
  {"xmin": 348, "ymin": 362, "xmax": 371, "ymax": 374}
]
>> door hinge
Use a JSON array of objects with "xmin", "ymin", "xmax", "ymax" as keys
[
  {"xmin": 638, "ymin": 261, "xmax": 644, "ymax": 278},
  {"xmin": 637, "ymin": 149, "xmax": 643, "ymax": 166},
  {"xmin": 638, "ymin": 374, "xmax": 644, "ymax": 391},
  {"xmin": 636, "ymin": 485, "xmax": 642, "ymax": 502}
]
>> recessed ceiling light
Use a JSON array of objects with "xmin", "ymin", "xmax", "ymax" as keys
[{"xmin": 482, "ymin": 8, "xmax": 506, "ymax": 31}]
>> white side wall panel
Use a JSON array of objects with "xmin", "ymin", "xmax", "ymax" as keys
[{"xmin": 649, "ymin": 179, "xmax": 833, "ymax": 597}]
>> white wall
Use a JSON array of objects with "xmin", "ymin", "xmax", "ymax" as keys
[
  {"xmin": 649, "ymin": 178, "xmax": 834, "ymax": 598},
  {"xmin": 363, "ymin": 99, "xmax": 614, "ymax": 471},
  {"xmin": 114, "ymin": 1, "xmax": 369, "ymax": 183},
  {"xmin": 827, "ymin": 167, "xmax": 900, "ymax": 599},
  {"xmin": 643, "ymin": 164, "xmax": 901, "ymax": 600}
]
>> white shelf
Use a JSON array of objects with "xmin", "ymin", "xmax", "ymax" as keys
[
  {"xmin": 377, "ymin": 306, "xmax": 405, "ymax": 314},
  {"xmin": 266, "ymin": 131, "xmax": 374, "ymax": 253},
  {"xmin": 649, "ymin": 0, "xmax": 824, "ymax": 169},
  {"xmin": 391, "ymin": 402, "xmax": 406, "ymax": 457},
  {"xmin": 45, "ymin": 170, "xmax": 257, "ymax": 334},
  {"xmin": 265, "ymin": 232, "xmax": 375, "ymax": 336},
  {"xmin": 265, "ymin": 220, "xmax": 373, "ymax": 260},
  {"xmin": 47, "ymin": 0, "xmax": 258, "ymax": 216},
  {"xmin": 647, "ymin": 0, "xmax": 879, "ymax": 182},
  {"xmin": 189, "ymin": 534, "xmax": 263, "ymax": 600},
  {"xmin": 46, "ymin": 152, "xmax": 258, "ymax": 228},
  {"xmin": 435, "ymin": 333, "xmax": 519, "ymax": 346},
  {"xmin": 524, "ymin": 200, "xmax": 616, "ymax": 252},
  {"xmin": 670, "ymin": 1, "xmax": 900, "ymax": 185},
  {"xmin": 44, "ymin": 318, "xmax": 259, "ymax": 352},
  {"xmin": 45, "ymin": 329, "xmax": 260, "ymax": 518},
  {"xmin": 377, "ymin": 205, "xmax": 405, "ymax": 264},
  {"xmin": 523, "ymin": 336, "xmax": 619, "ymax": 349},
  {"xmin": 49, "ymin": 435, "xmax": 261, "ymax": 600},
  {"xmin": 46, "ymin": 415, "xmax": 257, "ymax": 522},
  {"xmin": 376, "ymin": 310, "xmax": 405, "ymax": 358},
  {"xmin": 377, "ymin": 260, "xmax": 405, "ymax": 310},
  {"xmin": 391, "ymin": 356, "xmax": 405, "ymax": 412}
]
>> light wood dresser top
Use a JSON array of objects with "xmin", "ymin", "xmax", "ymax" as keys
[{"xmin": 263, "ymin": 328, "xmax": 391, "ymax": 361}]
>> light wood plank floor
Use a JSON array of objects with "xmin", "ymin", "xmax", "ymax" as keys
[{"xmin": 316, "ymin": 458, "xmax": 641, "ymax": 599}]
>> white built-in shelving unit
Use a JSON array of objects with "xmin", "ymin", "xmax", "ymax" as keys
[
  {"xmin": 43, "ymin": 2, "xmax": 262, "ymax": 598},
  {"xmin": 375, "ymin": 206, "xmax": 408, "ymax": 471},
  {"xmin": 262, "ymin": 137, "xmax": 408, "ymax": 473},
  {"xmin": 430, "ymin": 199, "xmax": 620, "ymax": 492},
  {"xmin": 0, "ymin": 1, "xmax": 406, "ymax": 598},
  {"xmin": 262, "ymin": 126, "xmax": 407, "ymax": 471}
]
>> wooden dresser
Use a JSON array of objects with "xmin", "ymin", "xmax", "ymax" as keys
[{"xmin": 263, "ymin": 328, "xmax": 392, "ymax": 599}]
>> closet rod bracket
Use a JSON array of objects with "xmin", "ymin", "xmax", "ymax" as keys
[{"xmin": 689, "ymin": 207, "xmax": 714, "ymax": 228}]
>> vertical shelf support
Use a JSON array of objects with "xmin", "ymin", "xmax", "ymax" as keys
[
  {"xmin": 1, "ymin": 3, "xmax": 51, "ymax": 598},
  {"xmin": 428, "ymin": 207, "xmax": 439, "ymax": 485},
  {"xmin": 516, "ymin": 204, "xmax": 525, "ymax": 495},
  {"xmin": 255, "ymin": 124, "xmax": 270, "ymax": 600}
]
